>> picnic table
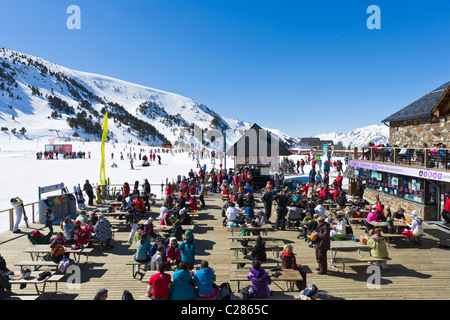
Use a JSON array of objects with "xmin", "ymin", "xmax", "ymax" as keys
[
  {"xmin": 23, "ymin": 245, "xmax": 94, "ymax": 264},
  {"xmin": 140, "ymin": 270, "xmax": 175, "ymax": 283},
  {"xmin": 229, "ymin": 268, "xmax": 302, "ymax": 292},
  {"xmin": 7, "ymin": 271, "xmax": 65, "ymax": 300},
  {"xmin": 227, "ymin": 235, "xmax": 275, "ymax": 242},
  {"xmin": 369, "ymin": 221, "xmax": 408, "ymax": 228},
  {"xmin": 328, "ymin": 241, "xmax": 370, "ymax": 271},
  {"xmin": 226, "ymin": 224, "xmax": 273, "ymax": 236},
  {"xmin": 229, "ymin": 240, "xmax": 285, "ymax": 259},
  {"xmin": 153, "ymin": 225, "xmax": 195, "ymax": 232}
]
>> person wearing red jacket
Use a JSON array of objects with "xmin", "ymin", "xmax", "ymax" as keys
[
  {"xmin": 135, "ymin": 196, "xmax": 145, "ymax": 214},
  {"xmin": 442, "ymin": 192, "xmax": 450, "ymax": 224},
  {"xmin": 72, "ymin": 220, "xmax": 87, "ymax": 245},
  {"xmin": 331, "ymin": 188, "xmax": 340, "ymax": 201},
  {"xmin": 336, "ymin": 173, "xmax": 343, "ymax": 190},
  {"xmin": 189, "ymin": 197, "xmax": 198, "ymax": 212},
  {"xmin": 165, "ymin": 184, "xmax": 173, "ymax": 197},
  {"xmin": 166, "ymin": 237, "xmax": 181, "ymax": 269},
  {"xmin": 123, "ymin": 182, "xmax": 130, "ymax": 198}
]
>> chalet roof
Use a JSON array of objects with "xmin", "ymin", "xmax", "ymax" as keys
[
  {"xmin": 226, "ymin": 123, "xmax": 292, "ymax": 156},
  {"xmin": 299, "ymin": 137, "xmax": 334, "ymax": 145},
  {"xmin": 382, "ymin": 81, "xmax": 450, "ymax": 123}
]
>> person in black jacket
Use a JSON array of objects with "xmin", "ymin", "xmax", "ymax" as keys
[
  {"xmin": 261, "ymin": 187, "xmax": 273, "ymax": 222},
  {"xmin": 275, "ymin": 189, "xmax": 292, "ymax": 230},
  {"xmin": 83, "ymin": 180, "xmax": 95, "ymax": 206},
  {"xmin": 241, "ymin": 235, "xmax": 266, "ymax": 268}
]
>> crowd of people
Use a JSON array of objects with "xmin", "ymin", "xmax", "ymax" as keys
[
  {"xmin": 36, "ymin": 150, "xmax": 91, "ymax": 160},
  {"xmin": 6, "ymin": 150, "xmax": 438, "ymax": 301}
]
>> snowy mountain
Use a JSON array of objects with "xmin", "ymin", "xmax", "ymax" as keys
[
  {"xmin": 1, "ymin": 47, "xmax": 293, "ymax": 149},
  {"xmin": 316, "ymin": 124, "xmax": 389, "ymax": 149}
]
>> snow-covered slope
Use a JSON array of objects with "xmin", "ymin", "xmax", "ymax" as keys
[
  {"xmin": 0, "ymin": 47, "xmax": 242, "ymax": 148},
  {"xmin": 316, "ymin": 124, "xmax": 389, "ymax": 148}
]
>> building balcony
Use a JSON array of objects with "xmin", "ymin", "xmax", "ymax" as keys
[{"xmin": 356, "ymin": 147, "xmax": 450, "ymax": 172}]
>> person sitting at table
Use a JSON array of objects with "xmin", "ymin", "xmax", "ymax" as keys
[
  {"xmin": 241, "ymin": 235, "xmax": 267, "ymax": 268},
  {"xmin": 367, "ymin": 228, "xmax": 389, "ymax": 271},
  {"xmin": 93, "ymin": 214, "xmax": 114, "ymax": 250},
  {"xmin": 253, "ymin": 209, "xmax": 268, "ymax": 226},
  {"xmin": 135, "ymin": 232, "xmax": 151, "ymax": 269},
  {"xmin": 393, "ymin": 206, "xmax": 406, "ymax": 222},
  {"xmin": 60, "ymin": 217, "xmax": 74, "ymax": 242},
  {"xmin": 280, "ymin": 244, "xmax": 307, "ymax": 291},
  {"xmin": 146, "ymin": 261, "xmax": 171, "ymax": 300},
  {"xmin": 305, "ymin": 214, "xmax": 320, "ymax": 246},
  {"xmin": 150, "ymin": 236, "xmax": 166, "ymax": 260},
  {"xmin": 297, "ymin": 212, "xmax": 313, "ymax": 240},
  {"xmin": 166, "ymin": 237, "xmax": 181, "ymax": 270},
  {"xmin": 364, "ymin": 208, "xmax": 379, "ymax": 235},
  {"xmin": 193, "ymin": 260, "xmax": 218, "ymax": 299},
  {"xmin": 170, "ymin": 262, "xmax": 197, "ymax": 300},
  {"xmin": 402, "ymin": 210, "xmax": 424, "ymax": 244},
  {"xmin": 189, "ymin": 196, "xmax": 199, "ymax": 212},
  {"xmin": 150, "ymin": 244, "xmax": 166, "ymax": 271},
  {"xmin": 247, "ymin": 260, "xmax": 271, "ymax": 299},
  {"xmin": 50, "ymin": 239, "xmax": 70, "ymax": 263},
  {"xmin": 54, "ymin": 232, "xmax": 69, "ymax": 246},
  {"xmin": 224, "ymin": 202, "xmax": 239, "ymax": 227},
  {"xmin": 330, "ymin": 213, "xmax": 347, "ymax": 241}
]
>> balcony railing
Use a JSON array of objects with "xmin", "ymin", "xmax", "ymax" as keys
[{"xmin": 359, "ymin": 146, "xmax": 450, "ymax": 171}]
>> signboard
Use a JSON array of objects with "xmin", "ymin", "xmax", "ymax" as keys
[
  {"xmin": 38, "ymin": 183, "xmax": 65, "ymax": 199},
  {"xmin": 349, "ymin": 160, "xmax": 450, "ymax": 183}
]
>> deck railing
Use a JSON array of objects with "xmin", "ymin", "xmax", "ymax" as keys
[{"xmin": 359, "ymin": 146, "xmax": 450, "ymax": 170}]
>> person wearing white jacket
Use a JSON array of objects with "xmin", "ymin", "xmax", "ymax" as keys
[
  {"xmin": 405, "ymin": 210, "xmax": 424, "ymax": 244},
  {"xmin": 330, "ymin": 213, "xmax": 347, "ymax": 241},
  {"xmin": 10, "ymin": 197, "xmax": 24, "ymax": 233}
]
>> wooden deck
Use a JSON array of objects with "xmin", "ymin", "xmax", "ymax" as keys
[{"xmin": 1, "ymin": 192, "xmax": 450, "ymax": 300}]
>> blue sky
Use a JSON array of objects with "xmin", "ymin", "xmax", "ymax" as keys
[{"xmin": 0, "ymin": 0, "xmax": 449, "ymax": 138}]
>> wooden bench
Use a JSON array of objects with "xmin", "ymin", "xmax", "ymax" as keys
[
  {"xmin": 8, "ymin": 271, "xmax": 65, "ymax": 299},
  {"xmin": 348, "ymin": 217, "xmax": 366, "ymax": 226},
  {"xmin": 382, "ymin": 233, "xmax": 405, "ymax": 246},
  {"xmin": 333, "ymin": 257, "xmax": 391, "ymax": 273},
  {"xmin": 14, "ymin": 260, "xmax": 59, "ymax": 271},
  {"xmin": 227, "ymin": 235, "xmax": 275, "ymax": 242},
  {"xmin": 126, "ymin": 260, "xmax": 148, "ymax": 279},
  {"xmin": 229, "ymin": 268, "xmax": 303, "ymax": 292},
  {"xmin": 1, "ymin": 295, "xmax": 41, "ymax": 300},
  {"xmin": 231, "ymin": 257, "xmax": 281, "ymax": 269}
]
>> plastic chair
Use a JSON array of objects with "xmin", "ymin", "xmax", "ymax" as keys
[{"xmin": 27, "ymin": 232, "xmax": 53, "ymax": 245}]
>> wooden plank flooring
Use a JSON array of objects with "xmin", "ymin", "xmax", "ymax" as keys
[{"xmin": 1, "ymin": 192, "xmax": 449, "ymax": 300}]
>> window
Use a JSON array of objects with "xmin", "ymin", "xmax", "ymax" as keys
[{"xmin": 362, "ymin": 169, "xmax": 427, "ymax": 205}]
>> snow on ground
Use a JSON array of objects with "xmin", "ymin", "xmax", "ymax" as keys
[
  {"xmin": 0, "ymin": 133, "xmax": 349, "ymax": 232},
  {"xmin": 0, "ymin": 134, "xmax": 216, "ymax": 232}
]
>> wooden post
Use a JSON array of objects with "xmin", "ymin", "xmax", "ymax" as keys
[
  {"xmin": 353, "ymin": 147, "xmax": 358, "ymax": 159},
  {"xmin": 394, "ymin": 148, "xmax": 398, "ymax": 164},
  {"xmin": 424, "ymin": 149, "xmax": 428, "ymax": 168},
  {"xmin": 9, "ymin": 208, "xmax": 13, "ymax": 231}
]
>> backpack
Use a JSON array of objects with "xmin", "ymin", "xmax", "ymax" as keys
[
  {"xmin": 122, "ymin": 290, "xmax": 134, "ymax": 300},
  {"xmin": 240, "ymin": 285, "xmax": 254, "ymax": 300},
  {"xmin": 216, "ymin": 282, "xmax": 232, "ymax": 300},
  {"xmin": 0, "ymin": 273, "xmax": 12, "ymax": 296},
  {"xmin": 58, "ymin": 258, "xmax": 75, "ymax": 273}
]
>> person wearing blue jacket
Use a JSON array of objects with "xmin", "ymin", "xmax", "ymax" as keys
[
  {"xmin": 170, "ymin": 262, "xmax": 197, "ymax": 300},
  {"xmin": 243, "ymin": 182, "xmax": 253, "ymax": 195},
  {"xmin": 179, "ymin": 230, "xmax": 196, "ymax": 270},
  {"xmin": 193, "ymin": 260, "xmax": 218, "ymax": 298}
]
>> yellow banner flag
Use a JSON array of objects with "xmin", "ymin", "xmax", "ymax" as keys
[{"xmin": 100, "ymin": 112, "xmax": 108, "ymax": 185}]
